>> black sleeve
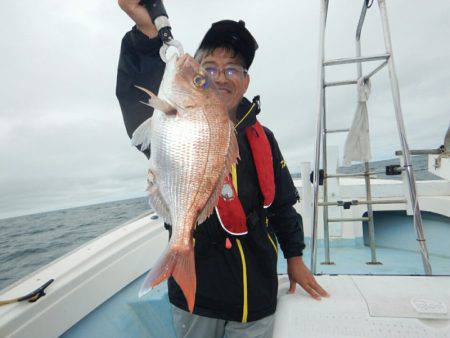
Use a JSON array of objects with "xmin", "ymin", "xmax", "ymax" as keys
[
  {"xmin": 116, "ymin": 26, "xmax": 166, "ymax": 158},
  {"xmin": 264, "ymin": 127, "xmax": 306, "ymax": 259}
]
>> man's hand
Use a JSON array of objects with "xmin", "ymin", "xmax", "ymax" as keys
[
  {"xmin": 118, "ymin": 0, "xmax": 158, "ymax": 38},
  {"xmin": 287, "ymin": 256, "xmax": 329, "ymax": 300}
]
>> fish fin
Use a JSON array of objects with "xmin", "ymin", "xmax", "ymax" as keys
[
  {"xmin": 146, "ymin": 169, "xmax": 172, "ymax": 224},
  {"xmin": 172, "ymin": 248, "xmax": 196, "ymax": 313},
  {"xmin": 131, "ymin": 117, "xmax": 152, "ymax": 151},
  {"xmin": 135, "ymin": 85, "xmax": 177, "ymax": 115},
  {"xmin": 138, "ymin": 247, "xmax": 175, "ymax": 297},
  {"xmin": 225, "ymin": 122, "xmax": 240, "ymax": 168},
  {"xmin": 138, "ymin": 247, "xmax": 196, "ymax": 313},
  {"xmin": 196, "ymin": 123, "xmax": 240, "ymax": 224},
  {"xmin": 197, "ymin": 173, "xmax": 226, "ymax": 224}
]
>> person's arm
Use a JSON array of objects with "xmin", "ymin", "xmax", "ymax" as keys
[
  {"xmin": 118, "ymin": 0, "xmax": 158, "ymax": 39},
  {"xmin": 116, "ymin": 0, "xmax": 166, "ymax": 158},
  {"xmin": 117, "ymin": 1, "xmax": 173, "ymax": 234},
  {"xmin": 265, "ymin": 127, "xmax": 305, "ymax": 259},
  {"xmin": 265, "ymin": 127, "xmax": 329, "ymax": 300}
]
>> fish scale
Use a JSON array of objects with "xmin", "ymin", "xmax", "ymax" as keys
[{"xmin": 131, "ymin": 54, "xmax": 239, "ymax": 312}]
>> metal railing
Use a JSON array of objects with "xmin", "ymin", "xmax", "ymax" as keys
[{"xmin": 311, "ymin": 0, "xmax": 432, "ymax": 275}]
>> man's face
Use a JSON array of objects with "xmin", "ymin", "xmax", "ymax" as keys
[{"xmin": 200, "ymin": 48, "xmax": 250, "ymax": 113}]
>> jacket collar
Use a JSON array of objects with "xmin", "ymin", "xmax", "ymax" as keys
[{"xmin": 234, "ymin": 96, "xmax": 261, "ymax": 134}]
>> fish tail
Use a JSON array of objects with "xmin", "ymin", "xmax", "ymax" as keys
[
  {"xmin": 172, "ymin": 246, "xmax": 196, "ymax": 313},
  {"xmin": 138, "ymin": 246, "xmax": 196, "ymax": 313},
  {"xmin": 138, "ymin": 248, "xmax": 175, "ymax": 297}
]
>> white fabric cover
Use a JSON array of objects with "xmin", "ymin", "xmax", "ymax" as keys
[{"xmin": 343, "ymin": 77, "xmax": 372, "ymax": 166}]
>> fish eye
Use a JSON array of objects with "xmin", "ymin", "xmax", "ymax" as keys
[{"xmin": 193, "ymin": 73, "xmax": 208, "ymax": 89}]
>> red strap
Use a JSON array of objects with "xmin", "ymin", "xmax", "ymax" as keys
[{"xmin": 245, "ymin": 121, "xmax": 275, "ymax": 207}]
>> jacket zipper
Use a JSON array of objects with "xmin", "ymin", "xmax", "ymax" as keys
[
  {"xmin": 265, "ymin": 217, "xmax": 278, "ymax": 255},
  {"xmin": 235, "ymin": 238, "xmax": 248, "ymax": 323},
  {"xmin": 231, "ymin": 165, "xmax": 248, "ymax": 323}
]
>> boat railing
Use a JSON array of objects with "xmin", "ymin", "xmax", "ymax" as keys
[{"xmin": 310, "ymin": 0, "xmax": 433, "ymax": 275}]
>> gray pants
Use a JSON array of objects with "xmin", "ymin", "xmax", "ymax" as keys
[{"xmin": 171, "ymin": 305, "xmax": 275, "ymax": 338}]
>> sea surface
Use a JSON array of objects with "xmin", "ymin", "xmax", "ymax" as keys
[
  {"xmin": 0, "ymin": 197, "xmax": 150, "ymax": 291},
  {"xmin": 0, "ymin": 155, "xmax": 441, "ymax": 291}
]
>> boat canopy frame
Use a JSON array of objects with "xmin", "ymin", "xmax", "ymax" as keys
[{"xmin": 310, "ymin": 0, "xmax": 432, "ymax": 275}]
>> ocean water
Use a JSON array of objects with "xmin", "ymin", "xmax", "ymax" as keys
[
  {"xmin": 291, "ymin": 154, "xmax": 441, "ymax": 180},
  {"xmin": 0, "ymin": 197, "xmax": 149, "ymax": 291},
  {"xmin": 0, "ymin": 155, "xmax": 441, "ymax": 291},
  {"xmin": 336, "ymin": 154, "xmax": 441, "ymax": 180}
]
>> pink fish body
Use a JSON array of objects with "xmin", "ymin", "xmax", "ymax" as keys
[{"xmin": 132, "ymin": 54, "xmax": 239, "ymax": 312}]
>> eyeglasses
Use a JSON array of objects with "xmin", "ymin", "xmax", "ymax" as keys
[{"xmin": 202, "ymin": 65, "xmax": 247, "ymax": 80}]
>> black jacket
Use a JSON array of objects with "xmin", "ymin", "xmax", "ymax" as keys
[{"xmin": 116, "ymin": 26, "xmax": 306, "ymax": 323}]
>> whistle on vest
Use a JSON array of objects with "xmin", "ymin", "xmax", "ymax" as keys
[{"xmin": 216, "ymin": 176, "xmax": 248, "ymax": 237}]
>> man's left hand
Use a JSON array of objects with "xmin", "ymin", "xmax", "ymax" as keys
[{"xmin": 287, "ymin": 256, "xmax": 330, "ymax": 300}]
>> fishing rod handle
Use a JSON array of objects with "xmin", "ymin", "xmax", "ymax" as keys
[{"xmin": 139, "ymin": 0, "xmax": 173, "ymax": 43}]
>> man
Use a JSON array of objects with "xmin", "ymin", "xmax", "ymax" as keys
[{"xmin": 117, "ymin": 1, "xmax": 329, "ymax": 337}]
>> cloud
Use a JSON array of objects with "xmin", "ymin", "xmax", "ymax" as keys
[{"xmin": 1, "ymin": 0, "xmax": 449, "ymax": 218}]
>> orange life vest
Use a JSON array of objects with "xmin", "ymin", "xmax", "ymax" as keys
[{"xmin": 215, "ymin": 120, "xmax": 275, "ymax": 236}]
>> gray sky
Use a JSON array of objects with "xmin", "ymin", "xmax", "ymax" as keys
[{"xmin": 1, "ymin": 0, "xmax": 449, "ymax": 219}]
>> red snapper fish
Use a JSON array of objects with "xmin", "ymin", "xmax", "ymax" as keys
[{"xmin": 132, "ymin": 54, "xmax": 239, "ymax": 312}]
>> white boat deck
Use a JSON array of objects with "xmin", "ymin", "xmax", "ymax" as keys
[
  {"xmin": 274, "ymin": 275, "xmax": 450, "ymax": 337},
  {"xmin": 0, "ymin": 158, "xmax": 448, "ymax": 337}
]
